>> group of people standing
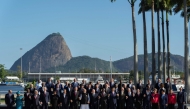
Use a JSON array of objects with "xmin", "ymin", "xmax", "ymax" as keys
[{"xmin": 4, "ymin": 78, "xmax": 186, "ymax": 109}]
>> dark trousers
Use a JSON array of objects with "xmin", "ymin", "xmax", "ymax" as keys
[
  {"xmin": 25, "ymin": 103, "xmax": 31, "ymax": 109},
  {"xmin": 160, "ymin": 104, "xmax": 167, "ymax": 109},
  {"xmin": 168, "ymin": 104, "xmax": 175, "ymax": 109},
  {"xmin": 126, "ymin": 103, "xmax": 133, "ymax": 109},
  {"xmin": 62, "ymin": 104, "xmax": 69, "ymax": 109},
  {"xmin": 71, "ymin": 102, "xmax": 78, "ymax": 109},
  {"xmin": 90, "ymin": 103, "xmax": 98, "ymax": 109},
  {"xmin": 42, "ymin": 103, "xmax": 48, "ymax": 109},
  {"xmin": 7, "ymin": 104, "xmax": 13, "ymax": 109},
  {"xmin": 33, "ymin": 105, "xmax": 40, "ymax": 109},
  {"xmin": 135, "ymin": 102, "xmax": 141, "ymax": 109},
  {"xmin": 152, "ymin": 103, "xmax": 158, "ymax": 109},
  {"xmin": 143, "ymin": 102, "xmax": 151, "ymax": 109},
  {"xmin": 178, "ymin": 103, "xmax": 184, "ymax": 109}
]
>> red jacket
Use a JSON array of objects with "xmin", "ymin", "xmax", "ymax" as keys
[
  {"xmin": 168, "ymin": 93, "xmax": 176, "ymax": 104},
  {"xmin": 151, "ymin": 93, "xmax": 160, "ymax": 103}
]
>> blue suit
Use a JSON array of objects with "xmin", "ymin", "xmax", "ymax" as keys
[
  {"xmin": 160, "ymin": 94, "xmax": 168, "ymax": 109},
  {"xmin": 109, "ymin": 92, "xmax": 117, "ymax": 109},
  {"xmin": 16, "ymin": 95, "xmax": 23, "ymax": 109}
]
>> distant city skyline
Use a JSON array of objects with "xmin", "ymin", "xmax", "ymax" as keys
[{"xmin": 0, "ymin": 0, "xmax": 187, "ymax": 69}]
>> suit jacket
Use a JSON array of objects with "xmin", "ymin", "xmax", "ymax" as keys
[
  {"xmin": 86, "ymin": 88, "xmax": 92, "ymax": 95},
  {"xmin": 60, "ymin": 93, "xmax": 70, "ymax": 105},
  {"xmin": 127, "ymin": 83, "xmax": 133, "ymax": 89},
  {"xmin": 177, "ymin": 92, "xmax": 185, "ymax": 103},
  {"xmin": 71, "ymin": 82, "xmax": 79, "ymax": 88},
  {"xmin": 55, "ymin": 83, "xmax": 63, "ymax": 90},
  {"xmin": 40, "ymin": 92, "xmax": 50, "ymax": 104},
  {"xmin": 71, "ymin": 91, "xmax": 80, "ymax": 103},
  {"xmin": 89, "ymin": 93, "xmax": 98, "ymax": 105},
  {"xmin": 136, "ymin": 83, "xmax": 143, "ymax": 90},
  {"xmin": 109, "ymin": 82, "xmax": 115, "ymax": 89},
  {"xmin": 32, "ymin": 94, "xmax": 41, "ymax": 106},
  {"xmin": 105, "ymin": 87, "xmax": 110, "ymax": 94},
  {"xmin": 45, "ymin": 81, "xmax": 54, "ymax": 93},
  {"xmin": 65, "ymin": 87, "xmax": 73, "ymax": 96},
  {"xmin": 95, "ymin": 88, "xmax": 101, "ymax": 94},
  {"xmin": 99, "ymin": 92, "xmax": 108, "ymax": 105},
  {"xmin": 160, "ymin": 94, "xmax": 168, "ymax": 105},
  {"xmin": 155, "ymin": 83, "xmax": 161, "ymax": 91},
  {"xmin": 29, "ymin": 88, "xmax": 36, "ymax": 94},
  {"xmin": 164, "ymin": 83, "xmax": 170, "ymax": 94},
  {"xmin": 24, "ymin": 93, "xmax": 32, "ymax": 105},
  {"xmin": 5, "ymin": 93, "xmax": 15, "ymax": 105},
  {"xmin": 109, "ymin": 92, "xmax": 117, "ymax": 105},
  {"xmin": 125, "ymin": 92, "xmax": 134, "ymax": 104}
]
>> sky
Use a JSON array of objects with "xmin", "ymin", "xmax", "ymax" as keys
[{"xmin": 0, "ymin": 0, "xmax": 186, "ymax": 69}]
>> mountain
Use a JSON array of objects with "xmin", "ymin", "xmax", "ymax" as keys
[
  {"xmin": 46, "ymin": 56, "xmax": 119, "ymax": 73},
  {"xmin": 10, "ymin": 33, "xmax": 72, "ymax": 72},
  {"xmin": 113, "ymin": 53, "xmax": 184, "ymax": 72},
  {"xmin": 46, "ymin": 53, "xmax": 184, "ymax": 73}
]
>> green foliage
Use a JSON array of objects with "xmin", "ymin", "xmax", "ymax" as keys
[
  {"xmin": 46, "ymin": 56, "xmax": 120, "ymax": 73},
  {"xmin": 0, "ymin": 64, "xmax": 7, "ymax": 80},
  {"xmin": 17, "ymin": 66, "xmax": 22, "ymax": 79}
]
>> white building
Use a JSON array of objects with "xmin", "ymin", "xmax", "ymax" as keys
[{"xmin": 5, "ymin": 76, "xmax": 19, "ymax": 81}]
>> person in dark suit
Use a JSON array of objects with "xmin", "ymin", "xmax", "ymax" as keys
[
  {"xmin": 108, "ymin": 87, "xmax": 118, "ymax": 109},
  {"xmin": 89, "ymin": 89, "xmax": 99, "ymax": 109},
  {"xmin": 142, "ymin": 85, "xmax": 151, "ymax": 109},
  {"xmin": 99, "ymin": 88, "xmax": 108, "ymax": 109},
  {"xmin": 164, "ymin": 78, "xmax": 170, "ymax": 94},
  {"xmin": 70, "ymin": 87, "xmax": 80, "ymax": 109},
  {"xmin": 55, "ymin": 80, "xmax": 63, "ymax": 91},
  {"xmin": 51, "ymin": 91, "xmax": 59, "ymax": 109},
  {"xmin": 31, "ymin": 90, "xmax": 41, "ymax": 109},
  {"xmin": 24, "ymin": 88, "xmax": 32, "ymax": 109},
  {"xmin": 71, "ymin": 78, "xmax": 79, "ymax": 88},
  {"xmin": 55, "ymin": 83, "xmax": 62, "ymax": 97},
  {"xmin": 155, "ymin": 79, "xmax": 162, "ymax": 92},
  {"xmin": 109, "ymin": 78, "xmax": 116, "ymax": 89},
  {"xmin": 105, "ymin": 84, "xmax": 110, "ymax": 94},
  {"xmin": 60, "ymin": 89, "xmax": 70, "ymax": 109},
  {"xmin": 86, "ymin": 84, "xmax": 93, "ymax": 95},
  {"xmin": 160, "ymin": 90, "xmax": 168, "ymax": 109},
  {"xmin": 134, "ymin": 89, "xmax": 142, "ymax": 109},
  {"xmin": 95, "ymin": 81, "xmax": 103, "ymax": 89},
  {"xmin": 5, "ymin": 90, "xmax": 15, "ymax": 109},
  {"xmin": 177, "ymin": 87, "xmax": 185, "ymax": 109},
  {"xmin": 40, "ymin": 87, "xmax": 50, "ymax": 109},
  {"xmin": 125, "ymin": 88, "xmax": 134, "ymax": 109},
  {"xmin": 118, "ymin": 87, "xmax": 126, "ymax": 109},
  {"xmin": 95, "ymin": 84, "xmax": 101, "ymax": 95},
  {"xmin": 65, "ymin": 83, "xmax": 73, "ymax": 97},
  {"xmin": 46, "ymin": 78, "xmax": 54, "ymax": 97},
  {"xmin": 136, "ymin": 80, "xmax": 143, "ymax": 91},
  {"xmin": 127, "ymin": 80, "xmax": 133, "ymax": 89},
  {"xmin": 29, "ymin": 84, "xmax": 36, "ymax": 94}
]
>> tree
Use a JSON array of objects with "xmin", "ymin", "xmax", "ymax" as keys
[
  {"xmin": 111, "ymin": 0, "xmax": 138, "ymax": 84},
  {"xmin": 151, "ymin": 0, "xmax": 156, "ymax": 85},
  {"xmin": 157, "ymin": 0, "xmax": 161, "ymax": 80},
  {"xmin": 0, "ymin": 64, "xmax": 7, "ymax": 80},
  {"xmin": 17, "ymin": 66, "xmax": 22, "ymax": 79},
  {"xmin": 139, "ymin": 0, "xmax": 149, "ymax": 87}
]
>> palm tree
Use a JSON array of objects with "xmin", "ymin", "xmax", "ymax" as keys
[
  {"xmin": 139, "ymin": 0, "xmax": 148, "ymax": 85},
  {"xmin": 111, "ymin": 0, "xmax": 138, "ymax": 84},
  {"xmin": 157, "ymin": 0, "xmax": 161, "ymax": 80},
  {"xmin": 151, "ymin": 0, "xmax": 156, "ymax": 85},
  {"xmin": 173, "ymin": 0, "xmax": 190, "ymax": 103}
]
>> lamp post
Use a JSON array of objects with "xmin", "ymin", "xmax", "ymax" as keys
[{"xmin": 20, "ymin": 48, "xmax": 22, "ymax": 80}]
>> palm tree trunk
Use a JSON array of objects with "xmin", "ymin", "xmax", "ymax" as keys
[
  {"xmin": 157, "ymin": 0, "xmax": 161, "ymax": 80},
  {"xmin": 151, "ymin": 0, "xmax": 156, "ymax": 85},
  {"xmin": 184, "ymin": 0, "xmax": 190, "ymax": 103},
  {"xmin": 142, "ymin": 0, "xmax": 148, "ymax": 85},
  {"xmin": 161, "ymin": 9, "xmax": 166, "ymax": 82},
  {"xmin": 131, "ymin": 2, "xmax": 138, "ymax": 85},
  {"xmin": 166, "ymin": 10, "xmax": 170, "ymax": 84}
]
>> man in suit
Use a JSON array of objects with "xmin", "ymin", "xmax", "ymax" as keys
[
  {"xmin": 65, "ymin": 83, "xmax": 73, "ymax": 97},
  {"xmin": 118, "ymin": 87, "xmax": 126, "ymax": 109},
  {"xmin": 177, "ymin": 87, "xmax": 185, "ymax": 109},
  {"xmin": 164, "ymin": 78, "xmax": 170, "ymax": 94},
  {"xmin": 55, "ymin": 80, "xmax": 63, "ymax": 91},
  {"xmin": 155, "ymin": 79, "xmax": 162, "ymax": 91},
  {"xmin": 29, "ymin": 84, "xmax": 36, "ymax": 94},
  {"xmin": 127, "ymin": 80, "xmax": 133, "ymax": 89},
  {"xmin": 86, "ymin": 84, "xmax": 93, "ymax": 95},
  {"xmin": 108, "ymin": 87, "xmax": 117, "ymax": 109},
  {"xmin": 160, "ymin": 90, "xmax": 168, "ymax": 109},
  {"xmin": 24, "ymin": 88, "xmax": 32, "ymax": 109},
  {"xmin": 136, "ymin": 79, "xmax": 143, "ymax": 91},
  {"xmin": 95, "ymin": 84, "xmax": 101, "ymax": 95},
  {"xmin": 125, "ymin": 88, "xmax": 134, "ymax": 109},
  {"xmin": 105, "ymin": 84, "xmax": 110, "ymax": 94},
  {"xmin": 5, "ymin": 90, "xmax": 15, "ymax": 109},
  {"xmin": 70, "ymin": 87, "xmax": 80, "ymax": 109},
  {"xmin": 89, "ymin": 89, "xmax": 99, "ymax": 109},
  {"xmin": 40, "ymin": 87, "xmax": 50, "ymax": 109},
  {"xmin": 71, "ymin": 78, "xmax": 79, "ymax": 88},
  {"xmin": 60, "ymin": 89, "xmax": 70, "ymax": 109},
  {"xmin": 142, "ymin": 85, "xmax": 151, "ymax": 109},
  {"xmin": 109, "ymin": 78, "xmax": 115, "ymax": 89},
  {"xmin": 99, "ymin": 88, "xmax": 108, "ymax": 109},
  {"xmin": 32, "ymin": 90, "xmax": 41, "ymax": 109},
  {"xmin": 46, "ymin": 78, "xmax": 54, "ymax": 97}
]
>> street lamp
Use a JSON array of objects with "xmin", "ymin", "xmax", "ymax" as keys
[{"xmin": 20, "ymin": 48, "xmax": 22, "ymax": 80}]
